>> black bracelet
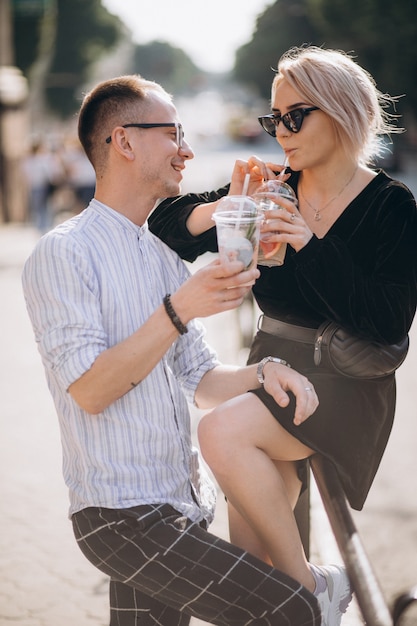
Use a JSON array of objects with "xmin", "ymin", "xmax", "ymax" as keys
[{"xmin": 163, "ymin": 294, "xmax": 188, "ymax": 335}]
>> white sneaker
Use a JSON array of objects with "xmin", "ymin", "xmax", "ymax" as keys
[{"xmin": 315, "ymin": 564, "xmax": 353, "ymax": 626}]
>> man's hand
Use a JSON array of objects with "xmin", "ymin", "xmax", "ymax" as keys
[
  {"xmin": 171, "ymin": 258, "xmax": 259, "ymax": 323},
  {"xmin": 262, "ymin": 362, "xmax": 319, "ymax": 425}
]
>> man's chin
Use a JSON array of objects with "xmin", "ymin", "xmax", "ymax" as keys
[{"xmin": 165, "ymin": 182, "xmax": 182, "ymax": 197}]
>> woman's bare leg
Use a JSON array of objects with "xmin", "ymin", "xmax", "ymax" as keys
[
  {"xmin": 228, "ymin": 459, "xmax": 303, "ymax": 565},
  {"xmin": 198, "ymin": 392, "xmax": 316, "ymax": 592},
  {"xmin": 228, "ymin": 501, "xmax": 272, "ymax": 564}
]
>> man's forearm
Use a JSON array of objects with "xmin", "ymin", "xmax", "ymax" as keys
[
  {"xmin": 68, "ymin": 304, "xmax": 179, "ymax": 414},
  {"xmin": 195, "ymin": 364, "xmax": 260, "ymax": 409}
]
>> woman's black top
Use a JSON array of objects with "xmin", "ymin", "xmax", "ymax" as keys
[{"xmin": 149, "ymin": 170, "xmax": 417, "ymax": 509}]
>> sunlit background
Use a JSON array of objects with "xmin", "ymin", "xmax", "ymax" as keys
[
  {"xmin": 1, "ymin": 0, "xmax": 416, "ymax": 223},
  {"xmin": 1, "ymin": 2, "xmax": 417, "ymax": 625},
  {"xmin": 102, "ymin": 0, "xmax": 272, "ymax": 73}
]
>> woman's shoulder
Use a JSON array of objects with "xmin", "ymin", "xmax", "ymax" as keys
[
  {"xmin": 368, "ymin": 169, "xmax": 415, "ymax": 198},
  {"xmin": 355, "ymin": 170, "xmax": 416, "ymax": 218}
]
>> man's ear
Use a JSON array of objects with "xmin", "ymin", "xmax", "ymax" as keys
[{"xmin": 111, "ymin": 127, "xmax": 135, "ymax": 161}]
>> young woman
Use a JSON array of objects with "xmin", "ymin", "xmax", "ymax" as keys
[{"xmin": 149, "ymin": 47, "xmax": 417, "ymax": 626}]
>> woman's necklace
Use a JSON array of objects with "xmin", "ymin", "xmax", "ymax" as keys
[{"xmin": 299, "ymin": 167, "xmax": 358, "ymax": 221}]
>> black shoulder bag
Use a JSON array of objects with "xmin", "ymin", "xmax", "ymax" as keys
[{"xmin": 314, "ymin": 321, "xmax": 409, "ymax": 379}]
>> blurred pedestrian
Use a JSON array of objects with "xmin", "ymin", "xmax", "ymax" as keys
[
  {"xmin": 22, "ymin": 139, "xmax": 55, "ymax": 233},
  {"xmin": 63, "ymin": 137, "xmax": 96, "ymax": 209}
]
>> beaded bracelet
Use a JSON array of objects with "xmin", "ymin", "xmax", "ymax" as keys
[{"xmin": 163, "ymin": 294, "xmax": 188, "ymax": 335}]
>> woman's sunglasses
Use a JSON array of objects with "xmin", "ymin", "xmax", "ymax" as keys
[{"xmin": 258, "ymin": 107, "xmax": 319, "ymax": 136}]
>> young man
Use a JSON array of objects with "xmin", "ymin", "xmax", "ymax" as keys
[{"xmin": 22, "ymin": 75, "xmax": 320, "ymax": 625}]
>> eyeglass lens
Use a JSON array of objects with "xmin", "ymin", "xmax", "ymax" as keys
[
  {"xmin": 176, "ymin": 124, "xmax": 184, "ymax": 148},
  {"xmin": 106, "ymin": 122, "xmax": 184, "ymax": 147}
]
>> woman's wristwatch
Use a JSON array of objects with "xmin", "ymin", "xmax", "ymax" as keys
[{"xmin": 256, "ymin": 356, "xmax": 292, "ymax": 384}]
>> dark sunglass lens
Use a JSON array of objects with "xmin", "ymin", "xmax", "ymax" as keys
[
  {"xmin": 287, "ymin": 110, "xmax": 303, "ymax": 132},
  {"xmin": 265, "ymin": 117, "xmax": 277, "ymax": 136},
  {"xmin": 259, "ymin": 115, "xmax": 283, "ymax": 137}
]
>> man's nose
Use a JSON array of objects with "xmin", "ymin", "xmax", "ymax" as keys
[{"xmin": 179, "ymin": 140, "xmax": 194, "ymax": 160}]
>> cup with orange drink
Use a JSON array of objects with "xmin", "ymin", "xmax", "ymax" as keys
[{"xmin": 253, "ymin": 180, "xmax": 297, "ymax": 267}]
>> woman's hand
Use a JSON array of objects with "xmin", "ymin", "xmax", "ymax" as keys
[
  {"xmin": 260, "ymin": 197, "xmax": 313, "ymax": 253},
  {"xmin": 262, "ymin": 362, "xmax": 319, "ymax": 425},
  {"xmin": 229, "ymin": 155, "xmax": 289, "ymax": 197},
  {"xmin": 186, "ymin": 156, "xmax": 289, "ymax": 237}
]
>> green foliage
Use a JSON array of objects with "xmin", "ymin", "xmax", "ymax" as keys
[
  {"xmin": 234, "ymin": 0, "xmax": 320, "ymax": 101},
  {"xmin": 13, "ymin": 10, "xmax": 43, "ymax": 73},
  {"xmin": 12, "ymin": 0, "xmax": 417, "ymax": 125},
  {"xmin": 45, "ymin": 0, "xmax": 122, "ymax": 117},
  {"xmin": 132, "ymin": 41, "xmax": 206, "ymax": 96},
  {"xmin": 307, "ymin": 0, "xmax": 417, "ymax": 116},
  {"xmin": 234, "ymin": 0, "xmax": 417, "ymax": 125},
  {"xmin": 13, "ymin": 0, "xmax": 123, "ymax": 119}
]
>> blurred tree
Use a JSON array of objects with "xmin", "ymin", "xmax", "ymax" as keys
[
  {"xmin": 46, "ymin": 0, "xmax": 122, "ymax": 116},
  {"xmin": 12, "ymin": 0, "xmax": 47, "ymax": 73},
  {"xmin": 307, "ymin": 0, "xmax": 417, "ymax": 117},
  {"xmin": 13, "ymin": 0, "xmax": 123, "ymax": 118},
  {"xmin": 234, "ymin": 0, "xmax": 417, "ymax": 131},
  {"xmin": 234, "ymin": 0, "xmax": 320, "ymax": 101},
  {"xmin": 132, "ymin": 40, "xmax": 207, "ymax": 95}
]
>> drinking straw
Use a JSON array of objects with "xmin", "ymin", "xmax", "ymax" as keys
[
  {"xmin": 232, "ymin": 172, "xmax": 251, "ymax": 230},
  {"xmin": 241, "ymin": 172, "xmax": 251, "ymax": 195},
  {"xmin": 277, "ymin": 156, "xmax": 289, "ymax": 181}
]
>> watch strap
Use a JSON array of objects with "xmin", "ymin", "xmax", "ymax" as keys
[{"xmin": 256, "ymin": 356, "xmax": 291, "ymax": 384}]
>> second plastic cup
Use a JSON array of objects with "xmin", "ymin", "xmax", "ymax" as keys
[
  {"xmin": 253, "ymin": 180, "xmax": 297, "ymax": 267},
  {"xmin": 212, "ymin": 196, "xmax": 262, "ymax": 276}
]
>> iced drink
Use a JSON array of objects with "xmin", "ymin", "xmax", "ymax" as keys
[
  {"xmin": 253, "ymin": 180, "xmax": 297, "ymax": 267},
  {"xmin": 212, "ymin": 196, "xmax": 262, "ymax": 274}
]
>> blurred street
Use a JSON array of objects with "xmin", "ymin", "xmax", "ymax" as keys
[{"xmin": 1, "ymin": 143, "xmax": 416, "ymax": 625}]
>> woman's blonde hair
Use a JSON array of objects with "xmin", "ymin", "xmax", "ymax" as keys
[{"xmin": 272, "ymin": 46, "xmax": 401, "ymax": 165}]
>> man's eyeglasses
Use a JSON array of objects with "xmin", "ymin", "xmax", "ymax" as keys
[
  {"xmin": 105, "ymin": 122, "xmax": 184, "ymax": 147},
  {"xmin": 258, "ymin": 107, "xmax": 319, "ymax": 136}
]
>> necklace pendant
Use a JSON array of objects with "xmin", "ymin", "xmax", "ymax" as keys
[{"xmin": 314, "ymin": 211, "xmax": 321, "ymax": 221}]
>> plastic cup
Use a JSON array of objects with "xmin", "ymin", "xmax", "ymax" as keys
[
  {"xmin": 212, "ymin": 196, "xmax": 262, "ymax": 278},
  {"xmin": 253, "ymin": 180, "xmax": 297, "ymax": 267}
]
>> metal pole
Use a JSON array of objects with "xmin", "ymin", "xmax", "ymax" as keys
[{"xmin": 310, "ymin": 455, "xmax": 393, "ymax": 626}]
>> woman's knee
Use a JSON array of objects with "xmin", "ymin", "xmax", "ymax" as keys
[
  {"xmin": 198, "ymin": 406, "xmax": 236, "ymax": 469},
  {"xmin": 198, "ymin": 394, "xmax": 272, "ymax": 464},
  {"xmin": 198, "ymin": 408, "xmax": 223, "ymax": 452}
]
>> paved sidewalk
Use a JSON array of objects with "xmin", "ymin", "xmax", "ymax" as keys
[{"xmin": 1, "ymin": 222, "xmax": 416, "ymax": 625}]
